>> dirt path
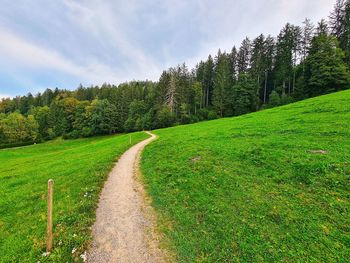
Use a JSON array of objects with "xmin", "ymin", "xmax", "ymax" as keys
[{"xmin": 87, "ymin": 132, "xmax": 165, "ymax": 263}]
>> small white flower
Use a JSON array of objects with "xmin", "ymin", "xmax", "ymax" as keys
[
  {"xmin": 42, "ymin": 252, "xmax": 49, "ymax": 257},
  {"xmin": 80, "ymin": 251, "xmax": 87, "ymax": 262},
  {"xmin": 73, "ymin": 234, "xmax": 77, "ymax": 237},
  {"xmin": 71, "ymin": 247, "xmax": 77, "ymax": 254},
  {"xmin": 58, "ymin": 240, "xmax": 62, "ymax": 245}
]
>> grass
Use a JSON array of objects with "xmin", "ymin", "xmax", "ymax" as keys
[
  {"xmin": 0, "ymin": 132, "xmax": 149, "ymax": 262},
  {"xmin": 141, "ymin": 90, "xmax": 350, "ymax": 262}
]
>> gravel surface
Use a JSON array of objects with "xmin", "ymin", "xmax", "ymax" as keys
[{"xmin": 87, "ymin": 132, "xmax": 165, "ymax": 263}]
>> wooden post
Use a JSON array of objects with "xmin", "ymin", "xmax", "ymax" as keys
[{"xmin": 46, "ymin": 179, "xmax": 54, "ymax": 253}]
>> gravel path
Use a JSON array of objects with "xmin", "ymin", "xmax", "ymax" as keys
[{"xmin": 87, "ymin": 132, "xmax": 165, "ymax": 263}]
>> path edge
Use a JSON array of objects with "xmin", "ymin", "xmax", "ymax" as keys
[{"xmin": 134, "ymin": 131, "xmax": 175, "ymax": 263}]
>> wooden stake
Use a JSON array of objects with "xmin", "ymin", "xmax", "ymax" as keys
[{"xmin": 46, "ymin": 179, "xmax": 54, "ymax": 252}]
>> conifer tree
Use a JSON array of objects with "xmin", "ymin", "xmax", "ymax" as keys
[
  {"xmin": 237, "ymin": 37, "xmax": 251, "ymax": 75},
  {"xmin": 330, "ymin": 0, "xmax": 350, "ymax": 65},
  {"xmin": 229, "ymin": 46, "xmax": 238, "ymax": 83},
  {"xmin": 233, "ymin": 74, "xmax": 259, "ymax": 115},
  {"xmin": 304, "ymin": 34, "xmax": 350, "ymax": 96},
  {"xmin": 213, "ymin": 51, "xmax": 232, "ymax": 116},
  {"xmin": 203, "ymin": 55, "xmax": 215, "ymax": 107}
]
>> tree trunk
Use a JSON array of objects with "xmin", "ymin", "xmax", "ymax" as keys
[
  {"xmin": 293, "ymin": 68, "xmax": 296, "ymax": 93},
  {"xmin": 264, "ymin": 71, "xmax": 268, "ymax": 104},
  {"xmin": 206, "ymin": 87, "xmax": 209, "ymax": 107},
  {"xmin": 288, "ymin": 78, "xmax": 291, "ymax": 95},
  {"xmin": 202, "ymin": 88, "xmax": 205, "ymax": 108}
]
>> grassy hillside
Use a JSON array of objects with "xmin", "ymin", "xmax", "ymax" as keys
[
  {"xmin": 142, "ymin": 90, "xmax": 350, "ymax": 262},
  {"xmin": 0, "ymin": 132, "xmax": 149, "ymax": 262}
]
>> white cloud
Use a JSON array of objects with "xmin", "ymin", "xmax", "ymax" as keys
[
  {"xmin": 62, "ymin": 0, "xmax": 163, "ymax": 80},
  {"xmin": 0, "ymin": 25, "xmax": 161, "ymax": 90},
  {"xmin": 0, "ymin": 27, "xmax": 121, "ymax": 84},
  {"xmin": 0, "ymin": 0, "xmax": 335, "ymax": 96}
]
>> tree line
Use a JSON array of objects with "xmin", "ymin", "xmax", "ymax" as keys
[{"xmin": 1, "ymin": 0, "xmax": 349, "ymax": 147}]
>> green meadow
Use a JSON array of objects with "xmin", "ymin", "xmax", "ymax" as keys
[
  {"xmin": 141, "ymin": 90, "xmax": 350, "ymax": 262},
  {"xmin": 1, "ymin": 90, "xmax": 349, "ymax": 262},
  {"xmin": 0, "ymin": 132, "xmax": 149, "ymax": 262}
]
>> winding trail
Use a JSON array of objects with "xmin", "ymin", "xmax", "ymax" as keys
[{"xmin": 87, "ymin": 132, "xmax": 165, "ymax": 263}]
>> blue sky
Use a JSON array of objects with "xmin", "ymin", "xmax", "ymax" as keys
[{"xmin": 0, "ymin": 0, "xmax": 334, "ymax": 98}]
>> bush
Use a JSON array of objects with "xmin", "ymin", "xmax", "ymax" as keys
[
  {"xmin": 208, "ymin": 110, "xmax": 218, "ymax": 120},
  {"xmin": 281, "ymin": 94, "xmax": 294, "ymax": 105},
  {"xmin": 197, "ymin": 108, "xmax": 210, "ymax": 121},
  {"xmin": 124, "ymin": 118, "xmax": 136, "ymax": 132},
  {"xmin": 81, "ymin": 127, "xmax": 93, "ymax": 137},
  {"xmin": 66, "ymin": 130, "xmax": 81, "ymax": 139},
  {"xmin": 189, "ymin": 115, "xmax": 200, "ymax": 123},
  {"xmin": 268, "ymin": 90, "xmax": 281, "ymax": 107},
  {"xmin": 156, "ymin": 106, "xmax": 176, "ymax": 128},
  {"xmin": 0, "ymin": 112, "xmax": 39, "ymax": 145}
]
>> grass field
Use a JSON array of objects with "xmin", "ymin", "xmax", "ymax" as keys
[
  {"xmin": 0, "ymin": 132, "xmax": 149, "ymax": 262},
  {"xmin": 142, "ymin": 90, "xmax": 350, "ymax": 262}
]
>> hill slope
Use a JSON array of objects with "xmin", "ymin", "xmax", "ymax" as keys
[
  {"xmin": 141, "ymin": 90, "xmax": 350, "ymax": 262},
  {"xmin": 0, "ymin": 132, "xmax": 149, "ymax": 262}
]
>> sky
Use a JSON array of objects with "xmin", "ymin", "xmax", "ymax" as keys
[{"xmin": 0, "ymin": 0, "xmax": 335, "ymax": 98}]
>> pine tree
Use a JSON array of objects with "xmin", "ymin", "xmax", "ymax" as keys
[
  {"xmin": 301, "ymin": 19, "xmax": 315, "ymax": 67},
  {"xmin": 330, "ymin": 0, "xmax": 345, "ymax": 38},
  {"xmin": 274, "ymin": 23, "xmax": 299, "ymax": 95},
  {"xmin": 233, "ymin": 74, "xmax": 259, "ymax": 115},
  {"xmin": 192, "ymin": 81, "xmax": 203, "ymax": 114},
  {"xmin": 316, "ymin": 19, "xmax": 329, "ymax": 36},
  {"xmin": 263, "ymin": 35, "xmax": 275, "ymax": 103},
  {"xmin": 229, "ymin": 46, "xmax": 238, "ymax": 83},
  {"xmin": 165, "ymin": 69, "xmax": 178, "ymax": 114},
  {"xmin": 237, "ymin": 37, "xmax": 251, "ymax": 75},
  {"xmin": 304, "ymin": 34, "xmax": 350, "ymax": 96},
  {"xmin": 250, "ymin": 34, "xmax": 266, "ymax": 104},
  {"xmin": 195, "ymin": 61, "xmax": 206, "ymax": 107},
  {"xmin": 213, "ymin": 51, "xmax": 232, "ymax": 117},
  {"xmin": 203, "ymin": 55, "xmax": 215, "ymax": 107},
  {"xmin": 330, "ymin": 0, "xmax": 350, "ymax": 65}
]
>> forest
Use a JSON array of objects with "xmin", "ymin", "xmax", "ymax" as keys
[{"xmin": 0, "ymin": 0, "xmax": 349, "ymax": 147}]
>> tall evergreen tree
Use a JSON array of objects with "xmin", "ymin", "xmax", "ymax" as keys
[
  {"xmin": 263, "ymin": 35, "xmax": 275, "ymax": 103},
  {"xmin": 233, "ymin": 74, "xmax": 259, "ymax": 115},
  {"xmin": 195, "ymin": 61, "xmax": 206, "ymax": 107},
  {"xmin": 304, "ymin": 34, "xmax": 350, "ymax": 96},
  {"xmin": 237, "ymin": 37, "xmax": 251, "ymax": 75},
  {"xmin": 250, "ymin": 34, "xmax": 266, "ymax": 104},
  {"xmin": 301, "ymin": 18, "xmax": 315, "ymax": 67},
  {"xmin": 229, "ymin": 46, "xmax": 238, "ymax": 83},
  {"xmin": 213, "ymin": 51, "xmax": 233, "ymax": 116},
  {"xmin": 316, "ymin": 19, "xmax": 329, "ymax": 36},
  {"xmin": 165, "ymin": 69, "xmax": 178, "ymax": 114},
  {"xmin": 274, "ymin": 23, "xmax": 299, "ymax": 95},
  {"xmin": 203, "ymin": 55, "xmax": 215, "ymax": 107},
  {"xmin": 330, "ymin": 0, "xmax": 350, "ymax": 65}
]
